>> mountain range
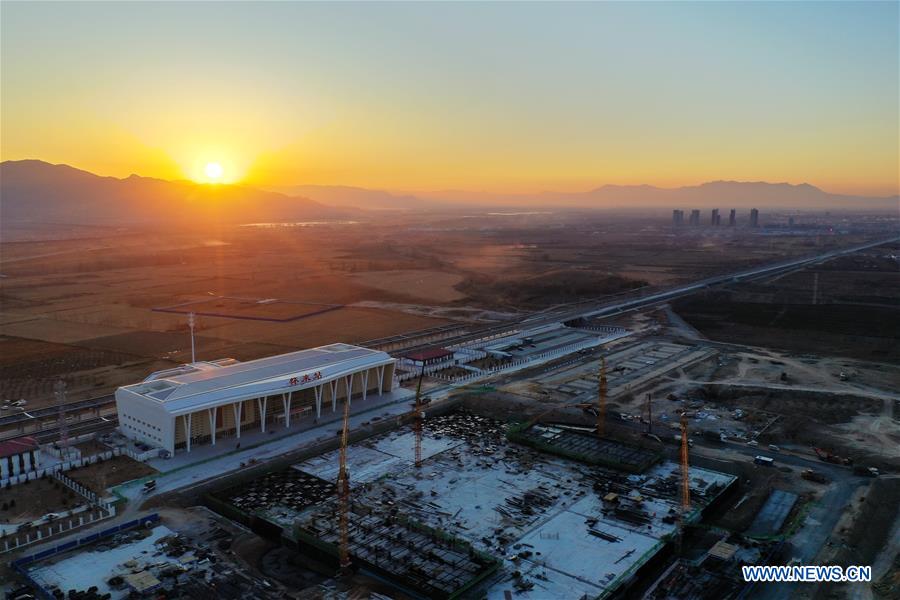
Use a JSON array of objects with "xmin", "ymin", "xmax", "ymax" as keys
[
  {"xmin": 2, "ymin": 160, "xmax": 896, "ymax": 228},
  {"xmin": 396, "ymin": 181, "xmax": 899, "ymax": 211},
  {"xmin": 277, "ymin": 179, "xmax": 898, "ymax": 212},
  {"xmin": 0, "ymin": 160, "xmax": 343, "ymax": 227}
]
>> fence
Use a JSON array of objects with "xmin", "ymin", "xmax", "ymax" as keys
[
  {"xmin": 121, "ymin": 445, "xmax": 160, "ymax": 462},
  {"xmin": 9, "ymin": 513, "xmax": 161, "ymax": 598},
  {"xmin": 1, "ymin": 505, "xmax": 116, "ymax": 554},
  {"xmin": 432, "ymin": 336, "xmax": 613, "ymax": 385},
  {"xmin": 53, "ymin": 470, "xmax": 115, "ymax": 509},
  {"xmin": 396, "ymin": 360, "xmax": 456, "ymax": 382},
  {"xmin": 0, "ymin": 447, "xmax": 124, "ymax": 489}
]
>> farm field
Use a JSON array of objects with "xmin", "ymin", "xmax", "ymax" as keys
[
  {"xmin": 0, "ymin": 213, "xmax": 889, "ymax": 411},
  {"xmin": 673, "ymin": 243, "xmax": 900, "ymax": 361}
]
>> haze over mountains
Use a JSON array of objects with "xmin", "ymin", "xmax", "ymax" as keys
[
  {"xmin": 0, "ymin": 160, "xmax": 342, "ymax": 226},
  {"xmin": 2, "ymin": 160, "xmax": 897, "ymax": 228},
  {"xmin": 299, "ymin": 182, "xmax": 898, "ymax": 212},
  {"xmin": 270, "ymin": 178, "xmax": 900, "ymax": 213}
]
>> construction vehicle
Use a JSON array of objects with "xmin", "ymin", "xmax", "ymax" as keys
[
  {"xmin": 801, "ymin": 469, "xmax": 828, "ymax": 484},
  {"xmin": 852, "ymin": 465, "xmax": 879, "ymax": 477},
  {"xmin": 671, "ymin": 434, "xmax": 693, "ymax": 448},
  {"xmin": 814, "ymin": 447, "xmax": 853, "ymax": 466}
]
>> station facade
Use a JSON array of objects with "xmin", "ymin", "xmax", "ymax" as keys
[{"xmin": 115, "ymin": 343, "xmax": 396, "ymax": 455}]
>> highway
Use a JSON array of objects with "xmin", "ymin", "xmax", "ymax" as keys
[
  {"xmin": 3, "ymin": 234, "xmax": 897, "ymax": 444},
  {"xmin": 390, "ymin": 234, "xmax": 900, "ymax": 355}
]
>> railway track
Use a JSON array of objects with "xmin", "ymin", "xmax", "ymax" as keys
[
  {"xmin": 384, "ymin": 235, "xmax": 900, "ymax": 357},
  {"xmin": 11, "ymin": 415, "xmax": 120, "ymax": 445},
  {"xmin": 3, "ymin": 235, "xmax": 896, "ymax": 446}
]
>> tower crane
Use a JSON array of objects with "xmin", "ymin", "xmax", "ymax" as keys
[
  {"xmin": 337, "ymin": 393, "xmax": 352, "ymax": 571},
  {"xmin": 413, "ymin": 364, "xmax": 426, "ymax": 469},
  {"xmin": 597, "ymin": 357, "xmax": 608, "ymax": 438},
  {"xmin": 680, "ymin": 412, "xmax": 691, "ymax": 513}
]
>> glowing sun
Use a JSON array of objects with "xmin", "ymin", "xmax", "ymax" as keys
[{"xmin": 204, "ymin": 162, "xmax": 224, "ymax": 181}]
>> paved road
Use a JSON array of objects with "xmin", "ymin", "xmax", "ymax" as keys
[
  {"xmin": 697, "ymin": 440, "xmax": 868, "ymax": 600},
  {"xmin": 397, "ymin": 235, "xmax": 900, "ymax": 356},
  {"xmin": 6, "ymin": 234, "xmax": 896, "ymax": 444}
]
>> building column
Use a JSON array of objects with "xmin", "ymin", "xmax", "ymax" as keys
[
  {"xmin": 184, "ymin": 413, "xmax": 192, "ymax": 453},
  {"xmin": 233, "ymin": 401, "xmax": 243, "ymax": 439},
  {"xmin": 361, "ymin": 370, "xmax": 369, "ymax": 402},
  {"xmin": 12, "ymin": 454, "xmax": 20, "ymax": 476},
  {"xmin": 330, "ymin": 380, "xmax": 339, "ymax": 412},
  {"xmin": 208, "ymin": 406, "xmax": 218, "ymax": 446},
  {"xmin": 1, "ymin": 457, "xmax": 8, "ymax": 479},
  {"xmin": 376, "ymin": 365, "xmax": 385, "ymax": 395},
  {"xmin": 22, "ymin": 452, "xmax": 32, "ymax": 472},
  {"xmin": 344, "ymin": 373, "xmax": 354, "ymax": 406},
  {"xmin": 282, "ymin": 392, "xmax": 292, "ymax": 428},
  {"xmin": 257, "ymin": 397, "xmax": 268, "ymax": 433},
  {"xmin": 314, "ymin": 385, "xmax": 323, "ymax": 418}
]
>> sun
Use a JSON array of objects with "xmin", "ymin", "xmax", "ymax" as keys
[{"xmin": 204, "ymin": 162, "xmax": 224, "ymax": 181}]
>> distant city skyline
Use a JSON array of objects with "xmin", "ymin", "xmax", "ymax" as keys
[{"xmin": 2, "ymin": 1, "xmax": 898, "ymax": 196}]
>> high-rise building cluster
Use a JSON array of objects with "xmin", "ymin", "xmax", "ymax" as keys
[{"xmin": 672, "ymin": 207, "xmax": 760, "ymax": 228}]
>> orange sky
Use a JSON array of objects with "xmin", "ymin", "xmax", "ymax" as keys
[{"xmin": 2, "ymin": 2, "xmax": 898, "ymax": 196}]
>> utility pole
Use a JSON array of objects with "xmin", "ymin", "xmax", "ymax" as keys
[
  {"xmin": 55, "ymin": 380, "xmax": 69, "ymax": 459},
  {"xmin": 645, "ymin": 393, "xmax": 653, "ymax": 435},
  {"xmin": 188, "ymin": 312, "xmax": 197, "ymax": 363}
]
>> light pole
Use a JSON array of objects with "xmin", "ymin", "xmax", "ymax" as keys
[{"xmin": 188, "ymin": 312, "xmax": 196, "ymax": 363}]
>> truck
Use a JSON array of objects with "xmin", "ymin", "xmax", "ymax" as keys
[
  {"xmin": 801, "ymin": 469, "xmax": 828, "ymax": 484},
  {"xmin": 852, "ymin": 465, "xmax": 879, "ymax": 478},
  {"xmin": 814, "ymin": 447, "xmax": 853, "ymax": 466},
  {"xmin": 754, "ymin": 455, "xmax": 775, "ymax": 466},
  {"xmin": 671, "ymin": 434, "xmax": 693, "ymax": 448}
]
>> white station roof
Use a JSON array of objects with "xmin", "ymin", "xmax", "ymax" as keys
[{"xmin": 120, "ymin": 343, "xmax": 393, "ymax": 415}]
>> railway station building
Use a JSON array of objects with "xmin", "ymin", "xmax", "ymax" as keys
[{"xmin": 115, "ymin": 343, "xmax": 396, "ymax": 455}]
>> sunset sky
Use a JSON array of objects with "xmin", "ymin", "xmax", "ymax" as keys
[{"xmin": 2, "ymin": 1, "xmax": 897, "ymax": 195}]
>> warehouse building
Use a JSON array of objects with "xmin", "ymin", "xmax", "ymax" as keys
[
  {"xmin": 0, "ymin": 435, "xmax": 40, "ymax": 479},
  {"xmin": 115, "ymin": 343, "xmax": 396, "ymax": 455}
]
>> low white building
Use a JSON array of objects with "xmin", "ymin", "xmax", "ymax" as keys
[
  {"xmin": 0, "ymin": 436, "xmax": 40, "ymax": 479},
  {"xmin": 115, "ymin": 343, "xmax": 396, "ymax": 455}
]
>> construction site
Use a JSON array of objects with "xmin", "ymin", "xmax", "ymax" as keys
[
  {"xmin": 199, "ymin": 381, "xmax": 738, "ymax": 600},
  {"xmin": 2, "ymin": 229, "xmax": 897, "ymax": 599}
]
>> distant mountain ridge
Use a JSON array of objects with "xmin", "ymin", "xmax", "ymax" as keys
[
  {"xmin": 0, "ymin": 160, "xmax": 344, "ymax": 226},
  {"xmin": 2, "ymin": 161, "xmax": 896, "ymax": 228},
  {"xmin": 405, "ymin": 180, "xmax": 898, "ymax": 210},
  {"xmin": 267, "ymin": 184, "xmax": 440, "ymax": 210}
]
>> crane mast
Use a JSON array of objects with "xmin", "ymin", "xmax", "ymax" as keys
[
  {"xmin": 414, "ymin": 364, "xmax": 425, "ymax": 469},
  {"xmin": 337, "ymin": 395, "xmax": 352, "ymax": 571},
  {"xmin": 680, "ymin": 412, "xmax": 691, "ymax": 512},
  {"xmin": 597, "ymin": 357, "xmax": 607, "ymax": 438}
]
